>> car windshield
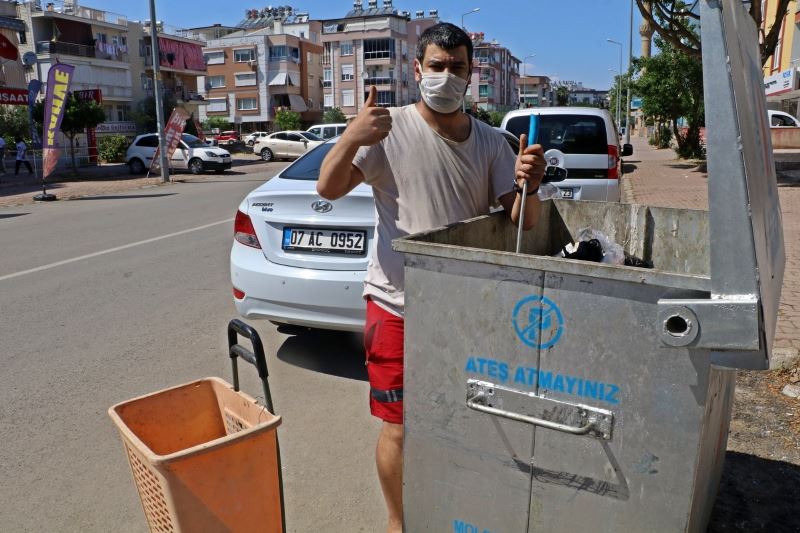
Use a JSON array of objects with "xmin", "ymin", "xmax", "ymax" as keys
[
  {"xmin": 281, "ymin": 143, "xmax": 334, "ymax": 180},
  {"xmin": 299, "ymin": 131, "xmax": 322, "ymax": 141},
  {"xmin": 182, "ymin": 134, "xmax": 207, "ymax": 148},
  {"xmin": 505, "ymin": 115, "xmax": 608, "ymax": 154}
]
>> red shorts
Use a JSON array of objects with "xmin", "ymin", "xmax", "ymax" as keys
[{"xmin": 364, "ymin": 299, "xmax": 404, "ymax": 424}]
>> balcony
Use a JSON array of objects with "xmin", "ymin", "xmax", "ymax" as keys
[
  {"xmin": 364, "ymin": 77, "xmax": 396, "ymax": 88},
  {"xmin": 37, "ymin": 41, "xmax": 93, "ymax": 59}
]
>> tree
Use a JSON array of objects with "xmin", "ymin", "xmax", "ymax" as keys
[
  {"xmin": 489, "ymin": 111, "xmax": 505, "ymax": 127},
  {"xmin": 274, "ymin": 109, "xmax": 301, "ymax": 131},
  {"xmin": 202, "ymin": 116, "xmax": 231, "ymax": 132},
  {"xmin": 323, "ymin": 107, "xmax": 347, "ymax": 124},
  {"xmin": 554, "ymin": 85, "xmax": 570, "ymax": 106},
  {"xmin": 33, "ymin": 95, "xmax": 106, "ymax": 171},
  {"xmin": 637, "ymin": 0, "xmax": 790, "ymax": 66},
  {"xmin": 631, "ymin": 37, "xmax": 705, "ymax": 159},
  {"xmin": 467, "ymin": 107, "xmax": 493, "ymax": 126},
  {"xmin": 0, "ymin": 106, "xmax": 31, "ymax": 143},
  {"xmin": 131, "ymin": 94, "xmax": 177, "ymax": 133}
]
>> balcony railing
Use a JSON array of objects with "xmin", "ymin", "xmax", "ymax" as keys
[
  {"xmin": 322, "ymin": 80, "xmax": 332, "ymax": 88},
  {"xmin": 364, "ymin": 77, "xmax": 396, "ymax": 87},
  {"xmin": 37, "ymin": 40, "xmax": 94, "ymax": 58},
  {"xmin": 40, "ymin": 1, "xmax": 128, "ymax": 26}
]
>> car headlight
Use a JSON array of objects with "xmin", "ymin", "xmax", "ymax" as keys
[{"xmin": 205, "ymin": 151, "xmax": 220, "ymax": 158}]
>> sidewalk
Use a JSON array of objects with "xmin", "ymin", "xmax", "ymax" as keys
[
  {"xmin": 622, "ymin": 136, "xmax": 800, "ymax": 352},
  {"xmin": 0, "ymin": 157, "xmax": 276, "ymax": 208}
]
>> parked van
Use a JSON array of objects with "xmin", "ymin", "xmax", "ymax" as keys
[
  {"xmin": 500, "ymin": 107, "xmax": 632, "ymax": 202},
  {"xmin": 307, "ymin": 123, "xmax": 347, "ymax": 140}
]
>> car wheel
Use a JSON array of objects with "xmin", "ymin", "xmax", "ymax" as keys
[
  {"xmin": 188, "ymin": 158, "xmax": 205, "ymax": 175},
  {"xmin": 260, "ymin": 148, "xmax": 274, "ymax": 162},
  {"xmin": 247, "ymin": 140, "xmax": 255, "ymax": 146},
  {"xmin": 129, "ymin": 158, "xmax": 145, "ymax": 174}
]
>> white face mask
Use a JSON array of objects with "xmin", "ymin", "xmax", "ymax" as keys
[{"xmin": 418, "ymin": 71, "xmax": 468, "ymax": 114}]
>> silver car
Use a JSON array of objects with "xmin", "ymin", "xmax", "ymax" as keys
[{"xmin": 253, "ymin": 131, "xmax": 325, "ymax": 162}]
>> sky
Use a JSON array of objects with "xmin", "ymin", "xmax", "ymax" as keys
[{"xmin": 86, "ymin": 0, "xmax": 643, "ymax": 90}]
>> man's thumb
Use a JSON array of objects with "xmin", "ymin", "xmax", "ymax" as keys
[
  {"xmin": 518, "ymin": 133, "xmax": 528, "ymax": 157},
  {"xmin": 365, "ymin": 86, "xmax": 377, "ymax": 107}
]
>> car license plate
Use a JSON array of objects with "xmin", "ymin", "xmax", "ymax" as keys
[
  {"xmin": 559, "ymin": 188, "xmax": 574, "ymax": 199},
  {"xmin": 282, "ymin": 227, "xmax": 366, "ymax": 255}
]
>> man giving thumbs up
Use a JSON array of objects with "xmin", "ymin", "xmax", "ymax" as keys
[{"xmin": 318, "ymin": 22, "xmax": 544, "ymax": 533}]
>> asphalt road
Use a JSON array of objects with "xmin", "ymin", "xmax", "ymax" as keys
[{"xmin": 0, "ymin": 165, "xmax": 383, "ymax": 532}]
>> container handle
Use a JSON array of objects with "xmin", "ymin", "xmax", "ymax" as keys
[
  {"xmin": 467, "ymin": 390, "xmax": 596, "ymax": 436},
  {"xmin": 227, "ymin": 319, "xmax": 274, "ymax": 414}
]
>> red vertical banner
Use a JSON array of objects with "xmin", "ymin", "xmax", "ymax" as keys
[
  {"xmin": 150, "ymin": 107, "xmax": 190, "ymax": 172},
  {"xmin": 74, "ymin": 89, "xmax": 103, "ymax": 165}
]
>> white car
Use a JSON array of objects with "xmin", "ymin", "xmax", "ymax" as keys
[
  {"xmin": 126, "ymin": 133, "xmax": 232, "ymax": 175},
  {"xmin": 231, "ymin": 140, "xmax": 374, "ymax": 331},
  {"xmin": 768, "ymin": 109, "xmax": 800, "ymax": 127},
  {"xmin": 307, "ymin": 123, "xmax": 348, "ymax": 140},
  {"xmin": 253, "ymin": 131, "xmax": 325, "ymax": 162},
  {"xmin": 231, "ymin": 132, "xmax": 525, "ymax": 331},
  {"xmin": 244, "ymin": 131, "xmax": 270, "ymax": 146},
  {"xmin": 501, "ymin": 107, "xmax": 632, "ymax": 202}
]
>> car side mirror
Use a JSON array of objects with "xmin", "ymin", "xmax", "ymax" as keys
[
  {"xmin": 621, "ymin": 144, "xmax": 633, "ymax": 157},
  {"xmin": 542, "ymin": 165, "xmax": 568, "ymax": 183}
]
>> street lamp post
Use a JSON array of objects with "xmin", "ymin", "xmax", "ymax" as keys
[
  {"xmin": 461, "ymin": 7, "xmax": 480, "ymax": 31},
  {"xmin": 625, "ymin": 0, "xmax": 633, "ymax": 144},
  {"xmin": 148, "ymin": 0, "xmax": 169, "ymax": 183},
  {"xmin": 609, "ymin": 68, "xmax": 621, "ymax": 130},
  {"xmin": 607, "ymin": 38, "xmax": 623, "ymax": 132}
]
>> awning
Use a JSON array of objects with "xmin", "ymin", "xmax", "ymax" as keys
[
  {"xmin": 288, "ymin": 94, "xmax": 308, "ymax": 112},
  {"xmin": 288, "ymin": 72, "xmax": 300, "ymax": 86},
  {"xmin": 0, "ymin": 16, "xmax": 25, "ymax": 32},
  {"xmin": 268, "ymin": 72, "xmax": 287, "ymax": 86}
]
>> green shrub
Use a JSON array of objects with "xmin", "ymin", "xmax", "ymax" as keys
[{"xmin": 99, "ymin": 135, "xmax": 130, "ymax": 163}]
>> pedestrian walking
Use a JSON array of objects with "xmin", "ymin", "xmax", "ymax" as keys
[
  {"xmin": 0, "ymin": 136, "xmax": 7, "ymax": 176},
  {"xmin": 15, "ymin": 137, "xmax": 33, "ymax": 176},
  {"xmin": 317, "ymin": 22, "xmax": 545, "ymax": 533}
]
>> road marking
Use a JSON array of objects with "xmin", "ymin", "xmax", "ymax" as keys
[{"xmin": 0, "ymin": 218, "xmax": 234, "ymax": 282}]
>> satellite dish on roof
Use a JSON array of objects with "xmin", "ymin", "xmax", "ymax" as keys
[{"xmin": 22, "ymin": 51, "xmax": 38, "ymax": 67}]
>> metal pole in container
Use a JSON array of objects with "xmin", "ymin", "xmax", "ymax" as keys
[{"xmin": 148, "ymin": 0, "xmax": 170, "ymax": 183}]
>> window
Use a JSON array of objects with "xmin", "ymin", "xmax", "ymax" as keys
[
  {"xmin": 18, "ymin": 30, "xmax": 26, "ymax": 44},
  {"xmin": 270, "ymin": 45, "xmax": 287, "ymax": 61},
  {"xmin": 307, "ymin": 51, "xmax": 313, "ymax": 65},
  {"xmin": 504, "ymin": 115, "xmax": 608, "ymax": 155},
  {"xmin": 237, "ymin": 97, "xmax": 258, "ymax": 111},
  {"xmin": 117, "ymin": 104, "xmax": 131, "ymax": 121},
  {"xmin": 363, "ymin": 38, "xmax": 395, "ymax": 60},
  {"xmin": 141, "ymin": 72, "xmax": 152, "ymax": 90},
  {"xmin": 340, "ymin": 41, "xmax": 353, "ymax": 56},
  {"xmin": 479, "ymin": 84, "xmax": 489, "ymax": 98},
  {"xmin": 342, "ymin": 89, "xmax": 354, "ymax": 107},
  {"xmin": 205, "ymin": 51, "xmax": 225, "ymax": 65},
  {"xmin": 96, "ymin": 32, "xmax": 107, "ymax": 44},
  {"xmin": 235, "ymin": 72, "xmax": 257, "ymax": 86},
  {"xmin": 234, "ymin": 49, "xmax": 256, "ymax": 63},
  {"xmin": 324, "ymin": 93, "xmax": 334, "ymax": 108},
  {"xmin": 323, "ymin": 42, "xmax": 333, "ymax": 65},
  {"xmin": 136, "ymin": 135, "xmax": 159, "ymax": 148},
  {"xmin": 103, "ymin": 105, "xmax": 114, "ymax": 121},
  {"xmin": 341, "ymin": 64, "xmax": 354, "ymax": 81},
  {"xmin": 323, "ymin": 68, "xmax": 332, "ymax": 88},
  {"xmin": 208, "ymin": 98, "xmax": 227, "ymax": 112},
  {"xmin": 207, "ymin": 75, "xmax": 226, "ymax": 88}
]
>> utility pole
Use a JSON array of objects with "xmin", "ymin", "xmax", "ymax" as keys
[
  {"xmin": 148, "ymin": 0, "xmax": 170, "ymax": 183},
  {"xmin": 625, "ymin": 0, "xmax": 633, "ymax": 144}
]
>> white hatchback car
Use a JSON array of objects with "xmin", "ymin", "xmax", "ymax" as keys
[
  {"xmin": 126, "ymin": 133, "xmax": 232, "ymax": 174},
  {"xmin": 253, "ymin": 131, "xmax": 325, "ymax": 162},
  {"xmin": 501, "ymin": 107, "xmax": 632, "ymax": 202},
  {"xmin": 244, "ymin": 131, "xmax": 270, "ymax": 146}
]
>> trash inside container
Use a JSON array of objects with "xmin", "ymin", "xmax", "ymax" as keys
[
  {"xmin": 395, "ymin": 2, "xmax": 784, "ymax": 532},
  {"xmin": 108, "ymin": 377, "xmax": 283, "ymax": 533}
]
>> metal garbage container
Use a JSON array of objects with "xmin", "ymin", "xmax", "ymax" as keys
[{"xmin": 395, "ymin": 2, "xmax": 785, "ymax": 532}]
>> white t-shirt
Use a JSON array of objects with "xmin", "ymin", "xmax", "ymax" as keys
[
  {"xmin": 16, "ymin": 142, "xmax": 27, "ymax": 161},
  {"xmin": 353, "ymin": 104, "xmax": 516, "ymax": 316}
]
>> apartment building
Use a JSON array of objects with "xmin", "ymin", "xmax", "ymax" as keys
[
  {"xmin": 762, "ymin": 0, "xmax": 800, "ymax": 115},
  {"xmin": 0, "ymin": 1, "xmax": 28, "ymax": 93},
  {"xmin": 321, "ymin": 0, "xmax": 438, "ymax": 117},
  {"xmin": 131, "ymin": 21, "xmax": 207, "ymax": 123},
  {"xmin": 569, "ymin": 87, "xmax": 609, "ymax": 107},
  {"xmin": 198, "ymin": 8, "xmax": 323, "ymax": 131},
  {"xmin": 17, "ymin": 0, "xmax": 135, "ymax": 131},
  {"xmin": 468, "ymin": 33, "xmax": 520, "ymax": 113},
  {"xmin": 517, "ymin": 75, "xmax": 553, "ymax": 108}
]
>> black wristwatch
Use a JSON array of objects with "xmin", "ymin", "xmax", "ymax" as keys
[{"xmin": 513, "ymin": 182, "xmax": 539, "ymax": 196}]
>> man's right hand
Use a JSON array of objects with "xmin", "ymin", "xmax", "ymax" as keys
[{"xmin": 342, "ymin": 86, "xmax": 392, "ymax": 146}]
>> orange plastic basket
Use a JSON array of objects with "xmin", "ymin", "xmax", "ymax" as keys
[{"xmin": 109, "ymin": 377, "xmax": 283, "ymax": 533}]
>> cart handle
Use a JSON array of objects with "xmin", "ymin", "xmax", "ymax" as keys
[{"xmin": 227, "ymin": 319, "xmax": 275, "ymax": 414}]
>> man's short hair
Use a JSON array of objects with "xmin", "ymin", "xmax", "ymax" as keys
[{"xmin": 415, "ymin": 23, "xmax": 473, "ymax": 67}]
